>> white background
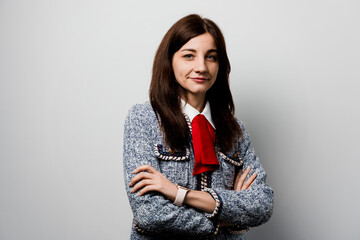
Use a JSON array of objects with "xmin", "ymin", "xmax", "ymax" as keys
[{"xmin": 1, "ymin": 0, "xmax": 360, "ymax": 239}]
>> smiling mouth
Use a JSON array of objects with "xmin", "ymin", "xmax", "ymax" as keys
[{"xmin": 190, "ymin": 77, "xmax": 209, "ymax": 82}]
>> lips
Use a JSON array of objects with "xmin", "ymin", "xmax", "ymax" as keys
[{"xmin": 190, "ymin": 77, "xmax": 209, "ymax": 82}]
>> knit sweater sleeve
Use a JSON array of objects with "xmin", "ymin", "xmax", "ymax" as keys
[
  {"xmin": 212, "ymin": 121, "xmax": 274, "ymax": 229},
  {"xmin": 123, "ymin": 104, "xmax": 217, "ymax": 236}
]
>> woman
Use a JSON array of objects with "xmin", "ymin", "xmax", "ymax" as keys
[{"xmin": 123, "ymin": 14, "xmax": 273, "ymax": 239}]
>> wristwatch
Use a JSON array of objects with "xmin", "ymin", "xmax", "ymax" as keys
[{"xmin": 173, "ymin": 185, "xmax": 189, "ymax": 206}]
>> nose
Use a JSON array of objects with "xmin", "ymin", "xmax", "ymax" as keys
[{"xmin": 194, "ymin": 58, "xmax": 208, "ymax": 73}]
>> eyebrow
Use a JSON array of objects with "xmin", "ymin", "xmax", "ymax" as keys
[
  {"xmin": 181, "ymin": 48, "xmax": 218, "ymax": 53},
  {"xmin": 208, "ymin": 49, "xmax": 218, "ymax": 53}
]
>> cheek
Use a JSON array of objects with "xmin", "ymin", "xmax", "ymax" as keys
[
  {"xmin": 173, "ymin": 63, "xmax": 191, "ymax": 79},
  {"xmin": 172, "ymin": 66, "xmax": 186, "ymax": 86},
  {"xmin": 173, "ymin": 69, "xmax": 183, "ymax": 84},
  {"xmin": 211, "ymin": 66, "xmax": 219, "ymax": 79}
]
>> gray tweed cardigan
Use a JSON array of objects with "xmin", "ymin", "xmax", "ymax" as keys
[{"xmin": 123, "ymin": 102, "xmax": 274, "ymax": 240}]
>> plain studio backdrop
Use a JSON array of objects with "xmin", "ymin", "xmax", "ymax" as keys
[{"xmin": 1, "ymin": 0, "xmax": 359, "ymax": 239}]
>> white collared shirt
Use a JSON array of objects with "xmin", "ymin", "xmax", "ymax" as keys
[{"xmin": 180, "ymin": 99, "xmax": 215, "ymax": 129}]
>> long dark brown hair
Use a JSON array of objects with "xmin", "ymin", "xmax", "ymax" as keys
[{"xmin": 149, "ymin": 14, "xmax": 242, "ymax": 152}]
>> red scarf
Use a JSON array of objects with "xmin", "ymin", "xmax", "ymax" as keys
[{"xmin": 191, "ymin": 114, "xmax": 219, "ymax": 175}]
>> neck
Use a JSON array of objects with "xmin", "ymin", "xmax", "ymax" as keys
[{"xmin": 183, "ymin": 94, "xmax": 206, "ymax": 112}]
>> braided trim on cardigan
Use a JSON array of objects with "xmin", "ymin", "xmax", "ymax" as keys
[
  {"xmin": 226, "ymin": 226, "xmax": 250, "ymax": 234},
  {"xmin": 154, "ymin": 144, "xmax": 190, "ymax": 161},
  {"xmin": 200, "ymin": 173, "xmax": 209, "ymax": 189},
  {"xmin": 183, "ymin": 113, "xmax": 192, "ymax": 133},
  {"xmin": 212, "ymin": 222, "xmax": 220, "ymax": 236},
  {"xmin": 133, "ymin": 221, "xmax": 150, "ymax": 235},
  {"xmin": 202, "ymin": 188, "xmax": 222, "ymax": 219},
  {"xmin": 218, "ymin": 151, "xmax": 243, "ymax": 167}
]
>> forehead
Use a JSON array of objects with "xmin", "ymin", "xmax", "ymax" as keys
[{"xmin": 179, "ymin": 33, "xmax": 216, "ymax": 51}]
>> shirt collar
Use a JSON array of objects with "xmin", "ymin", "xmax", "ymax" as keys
[{"xmin": 180, "ymin": 99, "xmax": 215, "ymax": 129}]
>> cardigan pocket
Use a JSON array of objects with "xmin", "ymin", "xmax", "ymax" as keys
[
  {"xmin": 153, "ymin": 144, "xmax": 190, "ymax": 186},
  {"xmin": 218, "ymin": 151, "xmax": 244, "ymax": 189}
]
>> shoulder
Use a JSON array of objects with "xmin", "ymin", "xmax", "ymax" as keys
[
  {"xmin": 125, "ymin": 102, "xmax": 158, "ymax": 130},
  {"xmin": 126, "ymin": 101, "xmax": 155, "ymax": 118},
  {"xmin": 234, "ymin": 118, "xmax": 248, "ymax": 139},
  {"xmin": 234, "ymin": 118, "xmax": 252, "ymax": 149},
  {"xmin": 127, "ymin": 101, "xmax": 154, "ymax": 116},
  {"xmin": 234, "ymin": 118, "xmax": 246, "ymax": 131}
]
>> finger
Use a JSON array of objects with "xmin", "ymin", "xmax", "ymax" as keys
[
  {"xmin": 239, "ymin": 166, "xmax": 251, "ymax": 183},
  {"xmin": 131, "ymin": 179, "xmax": 152, "ymax": 193},
  {"xmin": 129, "ymin": 172, "xmax": 153, "ymax": 187},
  {"xmin": 235, "ymin": 167, "xmax": 251, "ymax": 191},
  {"xmin": 133, "ymin": 164, "xmax": 158, "ymax": 174},
  {"xmin": 241, "ymin": 172, "xmax": 257, "ymax": 190},
  {"xmin": 137, "ymin": 185, "xmax": 156, "ymax": 196}
]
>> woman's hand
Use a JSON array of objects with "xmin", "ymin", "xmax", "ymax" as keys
[
  {"xmin": 129, "ymin": 165, "xmax": 178, "ymax": 201},
  {"xmin": 234, "ymin": 166, "xmax": 257, "ymax": 191}
]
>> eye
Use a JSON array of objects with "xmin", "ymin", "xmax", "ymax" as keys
[
  {"xmin": 183, "ymin": 54, "xmax": 194, "ymax": 59},
  {"xmin": 206, "ymin": 54, "xmax": 217, "ymax": 61}
]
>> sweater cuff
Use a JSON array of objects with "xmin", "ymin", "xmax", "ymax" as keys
[
  {"xmin": 226, "ymin": 225, "xmax": 250, "ymax": 234},
  {"xmin": 202, "ymin": 188, "xmax": 222, "ymax": 219}
]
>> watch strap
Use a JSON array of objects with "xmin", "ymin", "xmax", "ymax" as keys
[{"xmin": 173, "ymin": 185, "xmax": 189, "ymax": 206}]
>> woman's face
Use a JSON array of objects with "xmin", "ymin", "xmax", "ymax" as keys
[{"xmin": 172, "ymin": 33, "xmax": 219, "ymax": 102}]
